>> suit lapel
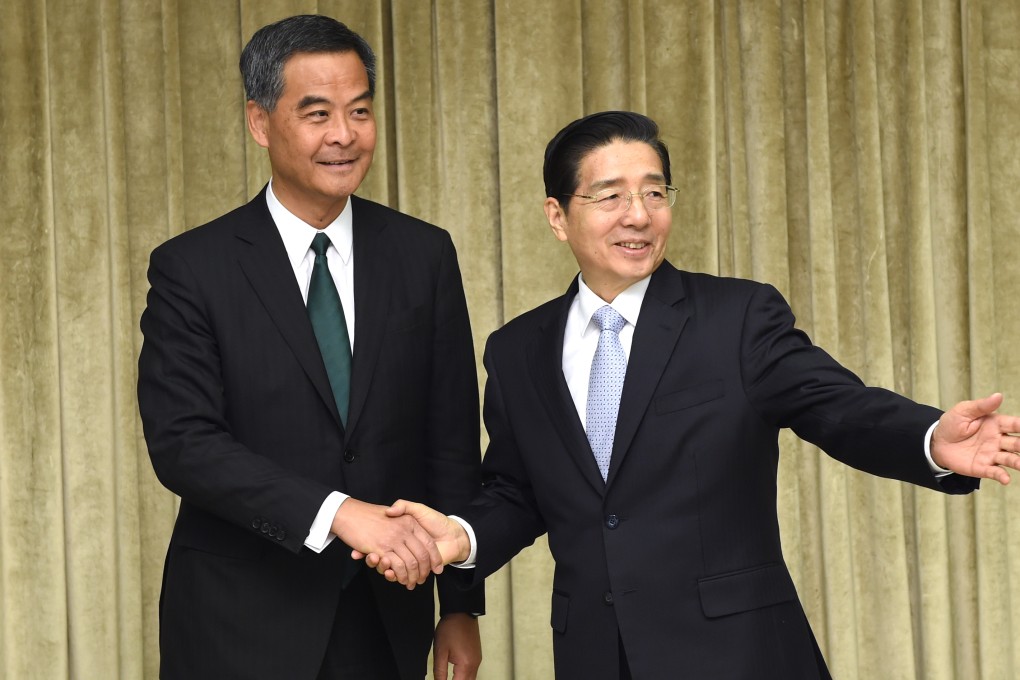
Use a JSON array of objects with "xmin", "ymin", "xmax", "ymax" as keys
[
  {"xmin": 606, "ymin": 262, "xmax": 690, "ymax": 487},
  {"xmin": 345, "ymin": 196, "xmax": 390, "ymax": 438},
  {"xmin": 527, "ymin": 279, "xmax": 609, "ymax": 496},
  {"xmin": 232, "ymin": 190, "xmax": 341, "ymax": 425}
]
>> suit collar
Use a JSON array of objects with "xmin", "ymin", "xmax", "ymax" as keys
[
  {"xmin": 234, "ymin": 192, "xmax": 389, "ymax": 438},
  {"xmin": 527, "ymin": 277, "xmax": 609, "ymax": 496},
  {"xmin": 606, "ymin": 261, "xmax": 689, "ymax": 485},
  {"xmin": 345, "ymin": 195, "xmax": 391, "ymax": 438},
  {"xmin": 232, "ymin": 188, "xmax": 343, "ymax": 427},
  {"xmin": 265, "ymin": 181, "xmax": 354, "ymax": 268},
  {"xmin": 527, "ymin": 262, "xmax": 691, "ymax": 494}
]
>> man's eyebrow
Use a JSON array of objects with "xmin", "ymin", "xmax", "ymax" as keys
[
  {"xmin": 295, "ymin": 90, "xmax": 372, "ymax": 110},
  {"xmin": 296, "ymin": 95, "xmax": 331, "ymax": 109},
  {"xmin": 587, "ymin": 172, "xmax": 667, "ymax": 192},
  {"xmin": 348, "ymin": 90, "xmax": 373, "ymax": 106}
]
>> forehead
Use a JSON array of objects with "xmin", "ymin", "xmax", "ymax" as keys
[
  {"xmin": 577, "ymin": 140, "xmax": 664, "ymax": 187},
  {"xmin": 280, "ymin": 51, "xmax": 368, "ymax": 95}
]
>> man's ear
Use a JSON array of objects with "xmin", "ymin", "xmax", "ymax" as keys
[
  {"xmin": 246, "ymin": 100, "xmax": 270, "ymax": 149},
  {"xmin": 545, "ymin": 197, "xmax": 569, "ymax": 242}
]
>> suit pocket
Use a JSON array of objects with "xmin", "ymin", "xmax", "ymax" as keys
[
  {"xmin": 550, "ymin": 590, "xmax": 570, "ymax": 633},
  {"xmin": 698, "ymin": 562, "xmax": 798, "ymax": 618},
  {"xmin": 654, "ymin": 379, "xmax": 725, "ymax": 414}
]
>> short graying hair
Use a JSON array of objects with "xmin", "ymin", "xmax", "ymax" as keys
[{"xmin": 240, "ymin": 14, "xmax": 376, "ymax": 112}]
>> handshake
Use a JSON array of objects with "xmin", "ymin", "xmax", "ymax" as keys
[{"xmin": 333, "ymin": 498, "xmax": 471, "ymax": 589}]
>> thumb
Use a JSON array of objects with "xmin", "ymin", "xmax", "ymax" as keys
[
  {"xmin": 386, "ymin": 499, "xmax": 413, "ymax": 517},
  {"xmin": 957, "ymin": 393, "xmax": 1003, "ymax": 419}
]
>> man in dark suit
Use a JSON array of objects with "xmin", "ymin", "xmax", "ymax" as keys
[
  {"xmin": 137, "ymin": 15, "xmax": 483, "ymax": 680},
  {"xmin": 362, "ymin": 111, "xmax": 1020, "ymax": 679}
]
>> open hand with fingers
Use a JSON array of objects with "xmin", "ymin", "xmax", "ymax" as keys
[
  {"xmin": 931, "ymin": 393, "xmax": 1020, "ymax": 485},
  {"xmin": 351, "ymin": 500, "xmax": 471, "ymax": 586}
]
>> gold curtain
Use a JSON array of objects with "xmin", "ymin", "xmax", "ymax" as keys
[{"xmin": 1, "ymin": 1, "xmax": 1018, "ymax": 677}]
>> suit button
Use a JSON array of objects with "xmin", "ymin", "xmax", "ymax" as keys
[
  {"xmin": 251, "ymin": 517, "xmax": 262, "ymax": 530},
  {"xmin": 261, "ymin": 521, "xmax": 271, "ymax": 534},
  {"xmin": 603, "ymin": 591, "xmax": 614, "ymax": 606},
  {"xmin": 276, "ymin": 529, "xmax": 286, "ymax": 541},
  {"xmin": 606, "ymin": 514, "xmax": 619, "ymax": 529},
  {"xmin": 343, "ymin": 449, "xmax": 357, "ymax": 463},
  {"xmin": 268, "ymin": 525, "xmax": 278, "ymax": 538}
]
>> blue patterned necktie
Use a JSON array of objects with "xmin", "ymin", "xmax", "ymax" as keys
[
  {"xmin": 586, "ymin": 305, "xmax": 627, "ymax": 481},
  {"xmin": 307, "ymin": 232, "xmax": 352, "ymax": 426}
]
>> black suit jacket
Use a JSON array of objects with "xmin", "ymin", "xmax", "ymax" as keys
[
  {"xmin": 137, "ymin": 189, "xmax": 483, "ymax": 679},
  {"xmin": 457, "ymin": 261, "xmax": 976, "ymax": 679}
]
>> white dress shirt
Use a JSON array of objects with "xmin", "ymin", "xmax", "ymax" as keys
[
  {"xmin": 265, "ymin": 181, "xmax": 354, "ymax": 553},
  {"xmin": 562, "ymin": 275, "xmax": 649, "ymax": 427}
]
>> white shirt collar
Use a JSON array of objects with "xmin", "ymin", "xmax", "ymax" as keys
[
  {"xmin": 266, "ymin": 179, "xmax": 354, "ymax": 266},
  {"xmin": 576, "ymin": 274, "xmax": 650, "ymax": 336}
]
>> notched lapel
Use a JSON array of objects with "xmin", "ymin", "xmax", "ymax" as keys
[
  {"xmin": 345, "ymin": 197, "xmax": 391, "ymax": 438},
  {"xmin": 528, "ymin": 291, "xmax": 608, "ymax": 497},
  {"xmin": 606, "ymin": 265, "xmax": 690, "ymax": 486},
  {"xmin": 233, "ymin": 198, "xmax": 343, "ymax": 426}
]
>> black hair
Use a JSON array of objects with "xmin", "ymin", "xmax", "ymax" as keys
[{"xmin": 543, "ymin": 111, "xmax": 671, "ymax": 213}]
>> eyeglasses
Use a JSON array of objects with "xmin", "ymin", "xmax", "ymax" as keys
[{"xmin": 566, "ymin": 185, "xmax": 678, "ymax": 213}]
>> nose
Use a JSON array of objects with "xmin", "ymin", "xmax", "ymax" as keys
[
  {"xmin": 326, "ymin": 116, "xmax": 354, "ymax": 146},
  {"xmin": 621, "ymin": 193, "xmax": 652, "ymax": 227}
]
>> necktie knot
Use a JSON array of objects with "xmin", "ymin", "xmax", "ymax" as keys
[
  {"xmin": 592, "ymin": 305, "xmax": 626, "ymax": 335},
  {"xmin": 310, "ymin": 231, "xmax": 331, "ymax": 258}
]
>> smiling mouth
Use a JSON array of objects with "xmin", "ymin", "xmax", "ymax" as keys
[
  {"xmin": 319, "ymin": 159, "xmax": 356, "ymax": 166},
  {"xmin": 617, "ymin": 242, "xmax": 648, "ymax": 250}
]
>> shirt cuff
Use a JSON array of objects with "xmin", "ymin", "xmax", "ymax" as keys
[
  {"xmin": 304, "ymin": 491, "xmax": 349, "ymax": 553},
  {"xmin": 447, "ymin": 515, "xmax": 478, "ymax": 568},
  {"xmin": 924, "ymin": 420, "xmax": 953, "ymax": 477}
]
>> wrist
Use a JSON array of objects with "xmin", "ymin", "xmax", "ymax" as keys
[
  {"xmin": 455, "ymin": 530, "xmax": 471, "ymax": 564},
  {"xmin": 330, "ymin": 497, "xmax": 358, "ymax": 538}
]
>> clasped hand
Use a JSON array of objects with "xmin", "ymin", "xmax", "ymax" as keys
[
  {"xmin": 331, "ymin": 498, "xmax": 450, "ymax": 589},
  {"xmin": 348, "ymin": 500, "xmax": 471, "ymax": 588}
]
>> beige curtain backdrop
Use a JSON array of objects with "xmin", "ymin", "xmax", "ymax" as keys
[{"xmin": 1, "ymin": 0, "xmax": 1018, "ymax": 677}]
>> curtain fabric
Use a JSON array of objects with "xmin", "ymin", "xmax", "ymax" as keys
[{"xmin": 1, "ymin": 1, "xmax": 1018, "ymax": 678}]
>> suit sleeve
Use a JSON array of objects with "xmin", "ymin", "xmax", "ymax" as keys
[
  {"xmin": 425, "ymin": 234, "xmax": 486, "ymax": 615},
  {"xmin": 137, "ymin": 244, "xmax": 332, "ymax": 553},
  {"xmin": 450, "ymin": 336, "xmax": 549, "ymax": 584},
  {"xmin": 740, "ymin": 283, "xmax": 978, "ymax": 494}
]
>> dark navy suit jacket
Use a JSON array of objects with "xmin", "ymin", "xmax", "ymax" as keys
[
  {"xmin": 138, "ymin": 190, "xmax": 483, "ymax": 679},
  {"xmin": 457, "ymin": 260, "xmax": 975, "ymax": 679}
]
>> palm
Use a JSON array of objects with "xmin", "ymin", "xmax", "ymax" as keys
[{"xmin": 932, "ymin": 393, "xmax": 1020, "ymax": 484}]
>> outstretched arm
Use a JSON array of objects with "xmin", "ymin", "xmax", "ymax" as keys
[{"xmin": 931, "ymin": 393, "xmax": 1020, "ymax": 485}]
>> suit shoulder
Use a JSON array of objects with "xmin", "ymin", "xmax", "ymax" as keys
[
  {"xmin": 352, "ymin": 196, "xmax": 449, "ymax": 240},
  {"xmin": 678, "ymin": 270, "xmax": 785, "ymax": 308},
  {"xmin": 487, "ymin": 296, "xmax": 563, "ymax": 347},
  {"xmin": 150, "ymin": 199, "xmax": 258, "ymax": 257},
  {"xmin": 681, "ymin": 270, "xmax": 769, "ymax": 295}
]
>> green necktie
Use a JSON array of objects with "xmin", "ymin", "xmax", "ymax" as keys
[{"xmin": 307, "ymin": 232, "xmax": 352, "ymax": 426}]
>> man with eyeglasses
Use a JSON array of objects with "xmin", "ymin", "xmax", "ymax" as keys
[{"xmin": 358, "ymin": 110, "xmax": 1020, "ymax": 679}]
